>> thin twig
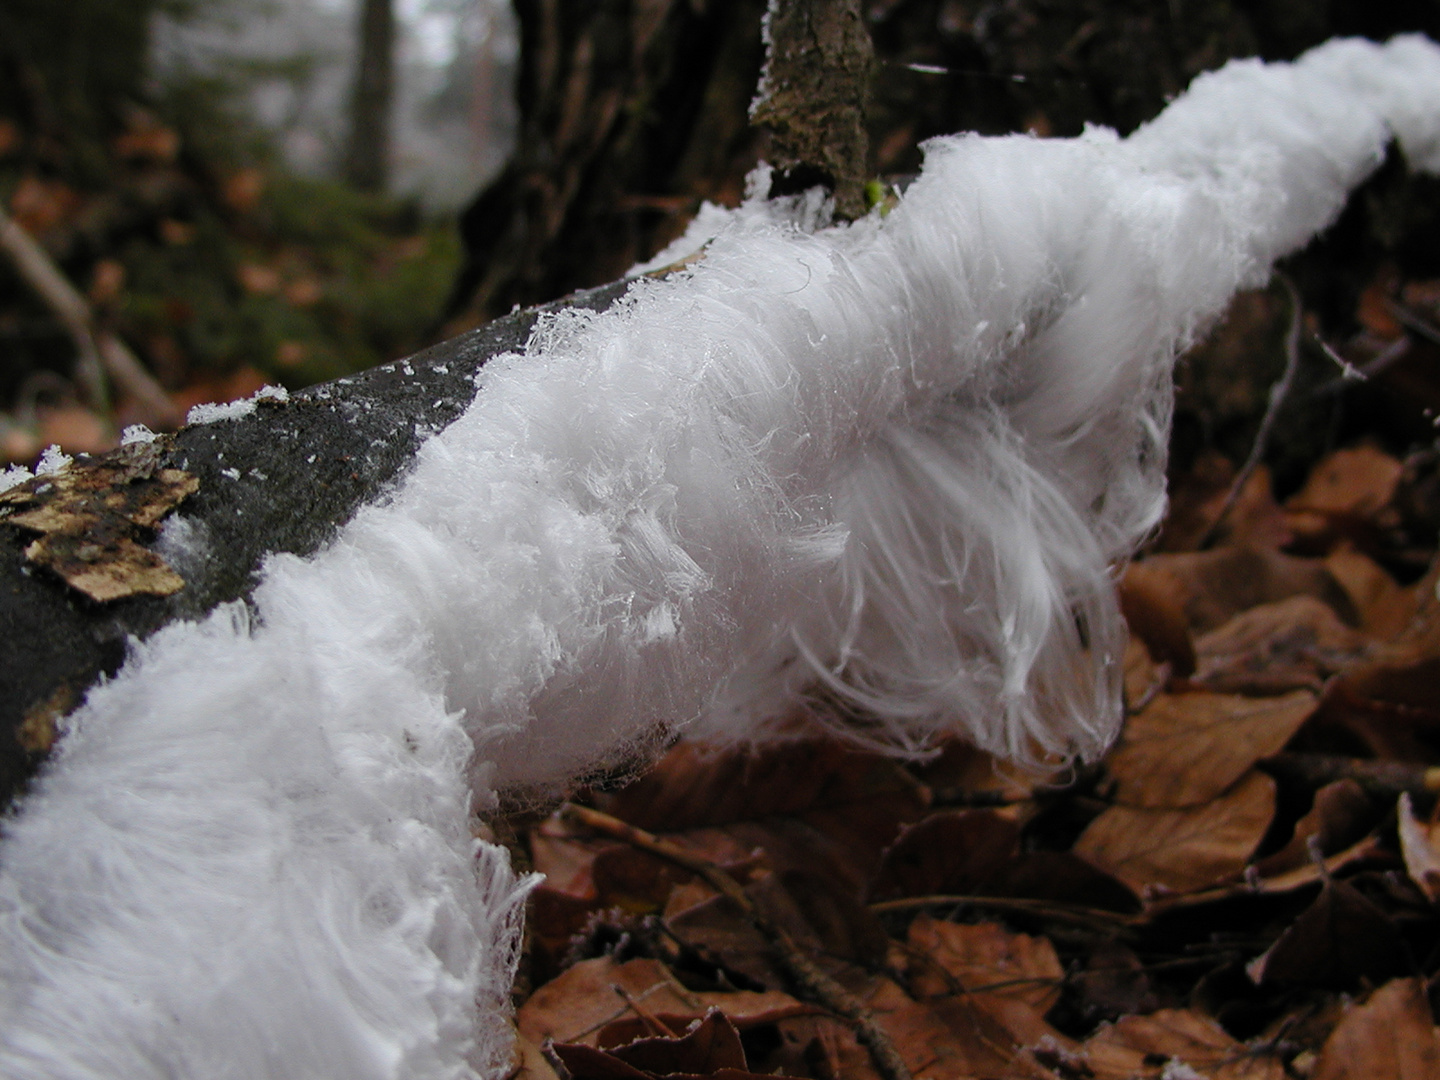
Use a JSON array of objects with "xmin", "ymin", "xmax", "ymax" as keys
[
  {"xmin": 867, "ymin": 893, "xmax": 1140, "ymax": 934},
  {"xmin": 609, "ymin": 983, "xmax": 679, "ymax": 1037},
  {"xmin": 539, "ymin": 1039, "xmax": 575, "ymax": 1080},
  {"xmin": 1259, "ymin": 751, "xmax": 1440, "ymax": 800},
  {"xmin": 0, "ymin": 207, "xmax": 179, "ymax": 427},
  {"xmin": 558, "ymin": 802, "xmax": 914, "ymax": 1080},
  {"xmin": 0, "ymin": 208, "xmax": 108, "ymax": 410},
  {"xmin": 1197, "ymin": 274, "xmax": 1305, "ymax": 550},
  {"xmin": 1386, "ymin": 297, "xmax": 1440, "ymax": 348}
]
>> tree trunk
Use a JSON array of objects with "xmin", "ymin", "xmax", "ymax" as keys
[
  {"xmin": 748, "ymin": 0, "xmax": 874, "ymax": 219},
  {"xmin": 440, "ymin": 0, "xmax": 1440, "ymax": 328},
  {"xmin": 439, "ymin": 0, "xmax": 770, "ymax": 326},
  {"xmin": 343, "ymin": 0, "xmax": 396, "ymax": 193}
]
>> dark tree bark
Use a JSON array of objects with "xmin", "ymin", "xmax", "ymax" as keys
[
  {"xmin": 0, "ymin": 280, "xmax": 628, "ymax": 812},
  {"xmin": 441, "ymin": 0, "xmax": 1440, "ymax": 327},
  {"xmin": 439, "ymin": 0, "xmax": 770, "ymax": 326},
  {"xmin": 343, "ymin": 0, "xmax": 396, "ymax": 193},
  {"xmin": 749, "ymin": 0, "xmax": 874, "ymax": 220}
]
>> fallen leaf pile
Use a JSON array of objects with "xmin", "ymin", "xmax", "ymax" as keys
[{"xmin": 504, "ymin": 432, "xmax": 1440, "ymax": 1080}]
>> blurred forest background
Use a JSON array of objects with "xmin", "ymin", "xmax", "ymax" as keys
[{"xmin": 4, "ymin": 0, "xmax": 1440, "ymax": 487}]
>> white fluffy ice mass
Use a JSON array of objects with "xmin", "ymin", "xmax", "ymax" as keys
[{"xmin": 4, "ymin": 35, "xmax": 1440, "ymax": 1080}]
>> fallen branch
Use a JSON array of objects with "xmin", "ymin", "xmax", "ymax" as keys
[
  {"xmin": 0, "ymin": 279, "xmax": 629, "ymax": 808},
  {"xmin": 1260, "ymin": 752, "xmax": 1440, "ymax": 801},
  {"xmin": 559, "ymin": 803, "xmax": 915, "ymax": 1080},
  {"xmin": 0, "ymin": 206, "xmax": 179, "ymax": 427}
]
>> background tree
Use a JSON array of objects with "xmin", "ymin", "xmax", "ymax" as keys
[
  {"xmin": 343, "ymin": 0, "xmax": 397, "ymax": 192},
  {"xmin": 442, "ymin": 0, "xmax": 1440, "ymax": 328}
]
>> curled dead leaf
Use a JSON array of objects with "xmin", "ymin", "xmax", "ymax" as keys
[
  {"xmin": 552, "ymin": 1009, "xmax": 755, "ymax": 1079},
  {"xmin": 1193, "ymin": 596, "xmax": 1370, "ymax": 695},
  {"xmin": 1325, "ymin": 547, "xmax": 1416, "ymax": 638},
  {"xmin": 1246, "ymin": 874, "xmax": 1408, "ymax": 988},
  {"xmin": 1314, "ymin": 557, "xmax": 1440, "ymax": 756},
  {"xmin": 1396, "ymin": 791, "xmax": 1440, "ymax": 903},
  {"xmin": 1119, "ymin": 563, "xmax": 1196, "ymax": 675},
  {"xmin": 1251, "ymin": 779, "xmax": 1375, "ymax": 879},
  {"xmin": 517, "ymin": 957, "xmax": 810, "ymax": 1050},
  {"xmin": 1075, "ymin": 770, "xmax": 1277, "ymax": 895}
]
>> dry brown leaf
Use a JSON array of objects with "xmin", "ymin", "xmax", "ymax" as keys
[
  {"xmin": 870, "ymin": 996, "xmax": 1026, "ymax": 1080},
  {"xmin": 1316, "ymin": 558, "xmax": 1440, "ymax": 755},
  {"xmin": 1313, "ymin": 978, "xmax": 1440, "ymax": 1080},
  {"xmin": 526, "ymin": 885, "xmax": 601, "ymax": 979},
  {"xmin": 1075, "ymin": 770, "xmax": 1276, "ymax": 895},
  {"xmin": 1159, "ymin": 453, "xmax": 1289, "ymax": 552},
  {"xmin": 780, "ymin": 868, "xmax": 891, "ymax": 966},
  {"xmin": 906, "ymin": 914, "xmax": 1064, "ymax": 1012},
  {"xmin": 984, "ymin": 850, "xmax": 1141, "ymax": 913},
  {"xmin": 771, "ymin": 1015, "xmax": 883, "ymax": 1080},
  {"xmin": 596, "ymin": 740, "xmax": 929, "ymax": 890},
  {"xmin": 1128, "ymin": 546, "xmax": 1355, "ymax": 635},
  {"xmin": 591, "ymin": 847, "xmax": 705, "ymax": 915},
  {"xmin": 516, "ymin": 957, "xmax": 809, "ymax": 1049},
  {"xmin": 1285, "ymin": 445, "xmax": 1403, "ymax": 548},
  {"xmin": 1193, "ymin": 596, "xmax": 1371, "ymax": 695},
  {"xmin": 1108, "ymin": 691, "xmax": 1314, "ymax": 808},
  {"xmin": 869, "ymin": 809, "xmax": 1020, "ymax": 900},
  {"xmin": 1236, "ymin": 835, "xmax": 1384, "ymax": 896},
  {"xmin": 1325, "ymin": 547, "xmax": 1416, "ymax": 638},
  {"xmin": 530, "ymin": 818, "xmax": 605, "ymax": 898},
  {"xmin": 598, "ymin": 739, "xmax": 927, "ymax": 833},
  {"xmin": 1119, "ymin": 563, "xmax": 1197, "ymax": 675},
  {"xmin": 913, "ymin": 737, "xmax": 1047, "ymax": 804},
  {"xmin": 1396, "ymin": 791, "xmax": 1440, "ymax": 902},
  {"xmin": 511, "ymin": 1032, "xmax": 563, "ymax": 1080},
  {"xmin": 1082, "ymin": 1008, "xmax": 1285, "ymax": 1079},
  {"xmin": 553, "ymin": 1009, "xmax": 754, "ymax": 1078},
  {"xmin": 1123, "ymin": 636, "xmax": 1162, "ymax": 707},
  {"xmin": 1070, "ymin": 941, "xmax": 1160, "ymax": 1021},
  {"xmin": 1251, "ymin": 779, "xmax": 1375, "ymax": 878},
  {"xmin": 1245, "ymin": 873, "xmax": 1408, "ymax": 989}
]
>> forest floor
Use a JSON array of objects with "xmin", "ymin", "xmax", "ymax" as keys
[
  {"xmin": 0, "ymin": 108, "xmax": 460, "ymax": 466},
  {"xmin": 500, "ymin": 277, "xmax": 1440, "ymax": 1080}
]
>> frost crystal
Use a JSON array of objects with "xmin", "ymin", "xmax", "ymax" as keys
[{"xmin": 185, "ymin": 384, "xmax": 290, "ymax": 426}]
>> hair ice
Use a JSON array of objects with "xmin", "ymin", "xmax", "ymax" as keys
[{"xmin": 2, "ymin": 35, "xmax": 1439, "ymax": 1080}]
